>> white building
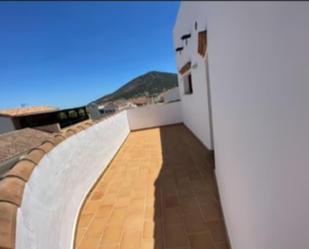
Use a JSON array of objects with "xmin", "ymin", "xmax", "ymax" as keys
[
  {"xmin": 2, "ymin": 3, "xmax": 309, "ymax": 249},
  {"xmin": 157, "ymin": 87, "xmax": 181, "ymax": 104},
  {"xmin": 174, "ymin": 2, "xmax": 309, "ymax": 249}
]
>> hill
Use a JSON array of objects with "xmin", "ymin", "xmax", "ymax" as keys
[{"xmin": 93, "ymin": 71, "xmax": 178, "ymax": 104}]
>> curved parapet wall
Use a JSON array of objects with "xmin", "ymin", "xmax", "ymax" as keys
[{"xmin": 0, "ymin": 111, "xmax": 130, "ymax": 249}]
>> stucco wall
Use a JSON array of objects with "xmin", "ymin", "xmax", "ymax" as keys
[
  {"xmin": 15, "ymin": 111, "xmax": 130, "ymax": 249},
  {"xmin": 173, "ymin": 9, "xmax": 213, "ymax": 149},
  {"xmin": 0, "ymin": 116, "xmax": 15, "ymax": 134},
  {"xmin": 175, "ymin": 2, "xmax": 309, "ymax": 249},
  {"xmin": 127, "ymin": 102, "xmax": 182, "ymax": 130},
  {"xmin": 164, "ymin": 87, "xmax": 180, "ymax": 103}
]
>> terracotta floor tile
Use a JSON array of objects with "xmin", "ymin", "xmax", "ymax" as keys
[
  {"xmin": 96, "ymin": 205, "xmax": 113, "ymax": 219},
  {"xmin": 120, "ymin": 228, "xmax": 141, "ymax": 249},
  {"xmin": 164, "ymin": 196, "xmax": 179, "ymax": 208},
  {"xmin": 183, "ymin": 212, "xmax": 209, "ymax": 234},
  {"xmin": 178, "ymin": 198, "xmax": 200, "ymax": 216},
  {"xmin": 91, "ymin": 190, "xmax": 105, "ymax": 201},
  {"xmin": 124, "ymin": 210, "xmax": 144, "ymax": 230},
  {"xmin": 78, "ymin": 234, "xmax": 101, "ymax": 249},
  {"xmin": 100, "ymin": 225, "xmax": 123, "ymax": 245},
  {"xmin": 207, "ymin": 221, "xmax": 227, "ymax": 243},
  {"xmin": 78, "ymin": 213, "xmax": 94, "ymax": 228},
  {"xmin": 109, "ymin": 207, "xmax": 127, "ymax": 226},
  {"xmin": 143, "ymin": 220, "xmax": 155, "ymax": 239},
  {"xmin": 188, "ymin": 231, "xmax": 216, "ymax": 249},
  {"xmin": 87, "ymin": 217, "xmax": 108, "ymax": 236},
  {"xmin": 82, "ymin": 201, "xmax": 101, "ymax": 215},
  {"xmin": 75, "ymin": 125, "xmax": 228, "ymax": 249},
  {"xmin": 141, "ymin": 239, "xmax": 155, "ymax": 249},
  {"xmin": 145, "ymin": 206, "xmax": 155, "ymax": 220},
  {"xmin": 200, "ymin": 202, "xmax": 222, "ymax": 222},
  {"xmin": 115, "ymin": 197, "xmax": 131, "ymax": 208},
  {"xmin": 164, "ymin": 224, "xmax": 188, "ymax": 248},
  {"xmin": 215, "ymin": 242, "xmax": 229, "ymax": 249},
  {"xmin": 163, "ymin": 207, "xmax": 182, "ymax": 224},
  {"xmin": 75, "ymin": 228, "xmax": 87, "ymax": 247},
  {"xmin": 98, "ymin": 244, "xmax": 119, "ymax": 249},
  {"xmin": 102, "ymin": 194, "xmax": 118, "ymax": 205}
]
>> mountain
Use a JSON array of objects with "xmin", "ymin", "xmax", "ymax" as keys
[{"xmin": 93, "ymin": 71, "xmax": 178, "ymax": 104}]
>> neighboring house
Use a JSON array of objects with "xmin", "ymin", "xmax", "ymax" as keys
[
  {"xmin": 0, "ymin": 106, "xmax": 58, "ymax": 134},
  {"xmin": 86, "ymin": 102, "xmax": 101, "ymax": 120},
  {"xmin": 157, "ymin": 87, "xmax": 180, "ymax": 104},
  {"xmin": 0, "ymin": 128, "xmax": 54, "ymax": 175},
  {"xmin": 118, "ymin": 101, "xmax": 137, "ymax": 111},
  {"xmin": 0, "ymin": 106, "xmax": 89, "ymax": 134},
  {"xmin": 130, "ymin": 96, "xmax": 150, "ymax": 106},
  {"xmin": 98, "ymin": 102, "xmax": 118, "ymax": 114}
]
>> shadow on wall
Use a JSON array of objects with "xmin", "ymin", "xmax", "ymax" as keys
[{"xmin": 153, "ymin": 125, "xmax": 229, "ymax": 249}]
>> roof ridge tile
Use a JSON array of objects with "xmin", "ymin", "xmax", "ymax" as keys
[
  {"xmin": 0, "ymin": 176, "xmax": 26, "ymax": 206},
  {"xmin": 3, "ymin": 160, "xmax": 36, "ymax": 182},
  {"xmin": 0, "ymin": 202, "xmax": 17, "ymax": 249}
]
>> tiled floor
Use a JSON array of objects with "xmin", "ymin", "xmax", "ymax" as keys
[{"xmin": 75, "ymin": 124, "xmax": 229, "ymax": 249}]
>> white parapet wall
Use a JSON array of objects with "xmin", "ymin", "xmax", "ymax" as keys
[
  {"xmin": 15, "ymin": 111, "xmax": 130, "ymax": 249},
  {"xmin": 126, "ymin": 102, "xmax": 183, "ymax": 131}
]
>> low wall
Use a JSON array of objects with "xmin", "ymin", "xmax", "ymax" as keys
[
  {"xmin": 15, "ymin": 111, "xmax": 130, "ymax": 249},
  {"xmin": 127, "ymin": 102, "xmax": 183, "ymax": 130}
]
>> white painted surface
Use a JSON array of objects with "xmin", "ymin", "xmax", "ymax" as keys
[
  {"xmin": 0, "ymin": 116, "xmax": 15, "ymax": 134},
  {"xmin": 163, "ymin": 87, "xmax": 180, "ymax": 103},
  {"xmin": 173, "ymin": 9, "xmax": 213, "ymax": 149},
  {"xmin": 16, "ymin": 111, "xmax": 130, "ymax": 249},
  {"xmin": 127, "ymin": 102, "xmax": 182, "ymax": 130},
  {"xmin": 175, "ymin": 2, "xmax": 309, "ymax": 249}
]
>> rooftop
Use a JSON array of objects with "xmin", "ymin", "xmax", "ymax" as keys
[
  {"xmin": 0, "ymin": 128, "xmax": 54, "ymax": 164},
  {"xmin": 0, "ymin": 106, "xmax": 58, "ymax": 117},
  {"xmin": 75, "ymin": 125, "xmax": 228, "ymax": 249}
]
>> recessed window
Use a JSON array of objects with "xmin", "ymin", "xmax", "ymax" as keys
[
  {"xmin": 195, "ymin": 21, "xmax": 198, "ymax": 30},
  {"xmin": 198, "ymin": 30, "xmax": 207, "ymax": 56},
  {"xmin": 184, "ymin": 73, "xmax": 193, "ymax": 95}
]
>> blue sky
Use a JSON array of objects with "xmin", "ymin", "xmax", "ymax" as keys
[{"xmin": 0, "ymin": 2, "xmax": 179, "ymax": 109}]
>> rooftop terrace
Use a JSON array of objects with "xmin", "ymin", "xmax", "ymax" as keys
[
  {"xmin": 0, "ymin": 102, "xmax": 229, "ymax": 249},
  {"xmin": 75, "ymin": 125, "xmax": 228, "ymax": 249}
]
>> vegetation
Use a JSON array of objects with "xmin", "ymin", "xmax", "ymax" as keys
[{"xmin": 93, "ymin": 71, "xmax": 178, "ymax": 105}]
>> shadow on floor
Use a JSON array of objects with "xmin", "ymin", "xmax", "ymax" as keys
[
  {"xmin": 74, "ymin": 124, "xmax": 229, "ymax": 249},
  {"xmin": 153, "ymin": 124, "xmax": 229, "ymax": 249}
]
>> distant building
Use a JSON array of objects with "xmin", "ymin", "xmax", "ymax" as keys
[
  {"xmin": 130, "ymin": 96, "xmax": 150, "ymax": 106},
  {"xmin": 98, "ymin": 102, "xmax": 118, "ymax": 114},
  {"xmin": 118, "ymin": 102, "xmax": 137, "ymax": 111},
  {"xmin": 156, "ymin": 87, "xmax": 180, "ymax": 104},
  {"xmin": 0, "ymin": 105, "xmax": 89, "ymax": 134},
  {"xmin": 86, "ymin": 102, "xmax": 101, "ymax": 120}
]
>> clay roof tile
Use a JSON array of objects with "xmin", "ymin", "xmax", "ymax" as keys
[
  {"xmin": 4, "ymin": 160, "xmax": 36, "ymax": 182},
  {"xmin": 38, "ymin": 141, "xmax": 55, "ymax": 153},
  {"xmin": 0, "ymin": 177, "xmax": 25, "ymax": 206},
  {"xmin": 25, "ymin": 148, "xmax": 45, "ymax": 164},
  {"xmin": 0, "ymin": 202, "xmax": 17, "ymax": 249}
]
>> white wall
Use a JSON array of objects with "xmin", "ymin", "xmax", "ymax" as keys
[
  {"xmin": 163, "ymin": 87, "xmax": 180, "ymax": 103},
  {"xmin": 0, "ymin": 116, "xmax": 15, "ymax": 134},
  {"xmin": 173, "ymin": 10, "xmax": 213, "ymax": 149},
  {"xmin": 175, "ymin": 2, "xmax": 309, "ymax": 249},
  {"xmin": 16, "ymin": 111, "xmax": 130, "ymax": 249},
  {"xmin": 127, "ymin": 102, "xmax": 182, "ymax": 130}
]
